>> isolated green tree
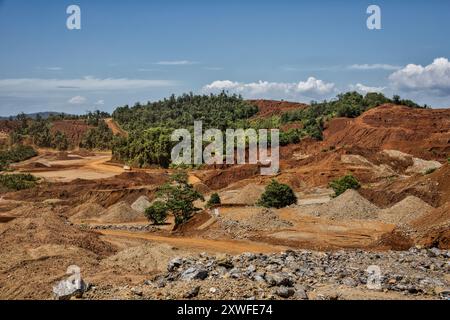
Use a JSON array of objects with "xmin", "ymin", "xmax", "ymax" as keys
[
  {"xmin": 258, "ymin": 180, "xmax": 297, "ymax": 209},
  {"xmin": 156, "ymin": 171, "xmax": 204, "ymax": 226},
  {"xmin": 329, "ymin": 175, "xmax": 361, "ymax": 197},
  {"xmin": 145, "ymin": 201, "xmax": 168, "ymax": 225},
  {"xmin": 206, "ymin": 193, "xmax": 221, "ymax": 208}
]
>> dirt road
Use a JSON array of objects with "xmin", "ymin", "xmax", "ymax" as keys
[
  {"xmin": 105, "ymin": 118, "xmax": 128, "ymax": 137},
  {"xmin": 13, "ymin": 152, "xmax": 123, "ymax": 182},
  {"xmin": 99, "ymin": 230, "xmax": 287, "ymax": 254}
]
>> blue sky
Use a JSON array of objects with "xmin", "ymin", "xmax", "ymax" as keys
[{"xmin": 1, "ymin": 0, "xmax": 450, "ymax": 116}]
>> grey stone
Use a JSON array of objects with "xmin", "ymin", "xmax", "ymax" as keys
[
  {"xmin": 184, "ymin": 286, "xmax": 200, "ymax": 299},
  {"xmin": 168, "ymin": 257, "xmax": 183, "ymax": 272},
  {"xmin": 294, "ymin": 285, "xmax": 309, "ymax": 300},
  {"xmin": 181, "ymin": 267, "xmax": 209, "ymax": 281},
  {"xmin": 53, "ymin": 278, "xmax": 89, "ymax": 300},
  {"xmin": 131, "ymin": 287, "xmax": 143, "ymax": 296},
  {"xmin": 217, "ymin": 255, "xmax": 234, "ymax": 269},
  {"xmin": 276, "ymin": 287, "xmax": 295, "ymax": 298},
  {"xmin": 342, "ymin": 277, "xmax": 358, "ymax": 288},
  {"xmin": 265, "ymin": 273, "xmax": 293, "ymax": 287},
  {"xmin": 229, "ymin": 268, "xmax": 241, "ymax": 279}
]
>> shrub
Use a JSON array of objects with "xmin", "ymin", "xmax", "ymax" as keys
[
  {"xmin": 258, "ymin": 180, "xmax": 297, "ymax": 209},
  {"xmin": 80, "ymin": 121, "xmax": 114, "ymax": 150},
  {"xmin": 52, "ymin": 131, "xmax": 69, "ymax": 151},
  {"xmin": 329, "ymin": 175, "xmax": 360, "ymax": 197},
  {"xmin": 0, "ymin": 173, "xmax": 38, "ymax": 191},
  {"xmin": 425, "ymin": 168, "xmax": 436, "ymax": 175},
  {"xmin": 447, "ymin": 157, "xmax": 450, "ymax": 164},
  {"xmin": 206, "ymin": 193, "xmax": 221, "ymax": 208},
  {"xmin": 0, "ymin": 145, "xmax": 37, "ymax": 171},
  {"xmin": 145, "ymin": 201, "xmax": 168, "ymax": 225}
]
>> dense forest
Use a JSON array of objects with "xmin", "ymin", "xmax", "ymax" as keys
[
  {"xmin": 113, "ymin": 92, "xmax": 259, "ymax": 132},
  {"xmin": 112, "ymin": 93, "xmax": 259, "ymax": 167}
]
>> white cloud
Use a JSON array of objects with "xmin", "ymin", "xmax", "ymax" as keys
[
  {"xmin": 68, "ymin": 96, "xmax": 86, "ymax": 105},
  {"xmin": 46, "ymin": 67, "xmax": 63, "ymax": 71},
  {"xmin": 349, "ymin": 64, "xmax": 401, "ymax": 71},
  {"xmin": 389, "ymin": 57, "xmax": 450, "ymax": 95},
  {"xmin": 349, "ymin": 83, "xmax": 385, "ymax": 94},
  {"xmin": 203, "ymin": 77, "xmax": 335, "ymax": 99},
  {"xmin": 137, "ymin": 68, "xmax": 156, "ymax": 72},
  {"xmin": 95, "ymin": 99, "xmax": 105, "ymax": 106},
  {"xmin": 155, "ymin": 60, "xmax": 196, "ymax": 65},
  {"xmin": 296, "ymin": 77, "xmax": 335, "ymax": 95},
  {"xmin": 0, "ymin": 76, "xmax": 176, "ymax": 95}
]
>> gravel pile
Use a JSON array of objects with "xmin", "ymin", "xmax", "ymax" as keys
[
  {"xmin": 302, "ymin": 190, "xmax": 379, "ymax": 220},
  {"xmin": 131, "ymin": 196, "xmax": 152, "ymax": 213},
  {"xmin": 216, "ymin": 209, "xmax": 293, "ymax": 239},
  {"xmin": 99, "ymin": 202, "xmax": 144, "ymax": 224},
  {"xmin": 378, "ymin": 196, "xmax": 433, "ymax": 226},
  {"xmin": 101, "ymin": 243, "xmax": 183, "ymax": 273},
  {"xmin": 69, "ymin": 202, "xmax": 105, "ymax": 223},
  {"xmin": 220, "ymin": 184, "xmax": 266, "ymax": 205}
]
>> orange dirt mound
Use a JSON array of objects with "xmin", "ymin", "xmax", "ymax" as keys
[
  {"xmin": 322, "ymin": 104, "xmax": 450, "ymax": 161},
  {"xmin": 248, "ymin": 100, "xmax": 308, "ymax": 119},
  {"xmin": 360, "ymin": 164, "xmax": 450, "ymax": 208},
  {"xmin": 198, "ymin": 165, "xmax": 261, "ymax": 190},
  {"xmin": 51, "ymin": 120, "xmax": 94, "ymax": 148},
  {"xmin": 0, "ymin": 205, "xmax": 116, "ymax": 257},
  {"xmin": 407, "ymin": 202, "xmax": 450, "ymax": 249}
]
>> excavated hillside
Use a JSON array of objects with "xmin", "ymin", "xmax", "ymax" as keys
[
  {"xmin": 248, "ymin": 100, "xmax": 308, "ymax": 119},
  {"xmin": 360, "ymin": 164, "xmax": 450, "ymax": 208},
  {"xmin": 322, "ymin": 104, "xmax": 450, "ymax": 161},
  {"xmin": 50, "ymin": 120, "xmax": 94, "ymax": 147}
]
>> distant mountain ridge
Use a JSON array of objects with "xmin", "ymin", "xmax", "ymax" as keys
[{"xmin": 0, "ymin": 112, "xmax": 70, "ymax": 120}]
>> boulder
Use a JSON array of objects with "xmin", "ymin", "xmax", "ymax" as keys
[
  {"xmin": 53, "ymin": 278, "xmax": 89, "ymax": 300},
  {"xmin": 181, "ymin": 267, "xmax": 209, "ymax": 281}
]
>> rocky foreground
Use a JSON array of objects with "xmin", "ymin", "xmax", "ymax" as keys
[{"xmin": 83, "ymin": 248, "xmax": 450, "ymax": 300}]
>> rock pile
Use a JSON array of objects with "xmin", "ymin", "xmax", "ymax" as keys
[
  {"xmin": 142, "ymin": 248, "xmax": 449, "ymax": 300},
  {"xmin": 87, "ymin": 224, "xmax": 159, "ymax": 232}
]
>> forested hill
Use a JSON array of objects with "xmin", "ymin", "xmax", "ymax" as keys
[
  {"xmin": 110, "ymin": 91, "xmax": 427, "ymax": 168},
  {"xmin": 112, "ymin": 92, "xmax": 259, "ymax": 132}
]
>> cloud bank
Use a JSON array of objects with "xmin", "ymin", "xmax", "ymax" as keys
[
  {"xmin": 155, "ymin": 60, "xmax": 197, "ymax": 66},
  {"xmin": 349, "ymin": 64, "xmax": 401, "ymax": 71},
  {"xmin": 203, "ymin": 77, "xmax": 335, "ymax": 99},
  {"xmin": 389, "ymin": 58, "xmax": 450, "ymax": 96},
  {"xmin": 68, "ymin": 96, "xmax": 86, "ymax": 105},
  {"xmin": 0, "ymin": 77, "xmax": 176, "ymax": 95}
]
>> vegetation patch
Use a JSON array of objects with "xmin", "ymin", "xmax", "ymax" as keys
[
  {"xmin": 258, "ymin": 180, "xmax": 297, "ymax": 209},
  {"xmin": 329, "ymin": 174, "xmax": 361, "ymax": 197},
  {"xmin": 0, "ymin": 145, "xmax": 37, "ymax": 171},
  {"xmin": 206, "ymin": 193, "xmax": 221, "ymax": 208},
  {"xmin": 0, "ymin": 173, "xmax": 38, "ymax": 191},
  {"xmin": 147, "ymin": 171, "xmax": 204, "ymax": 226},
  {"xmin": 145, "ymin": 201, "xmax": 169, "ymax": 225}
]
